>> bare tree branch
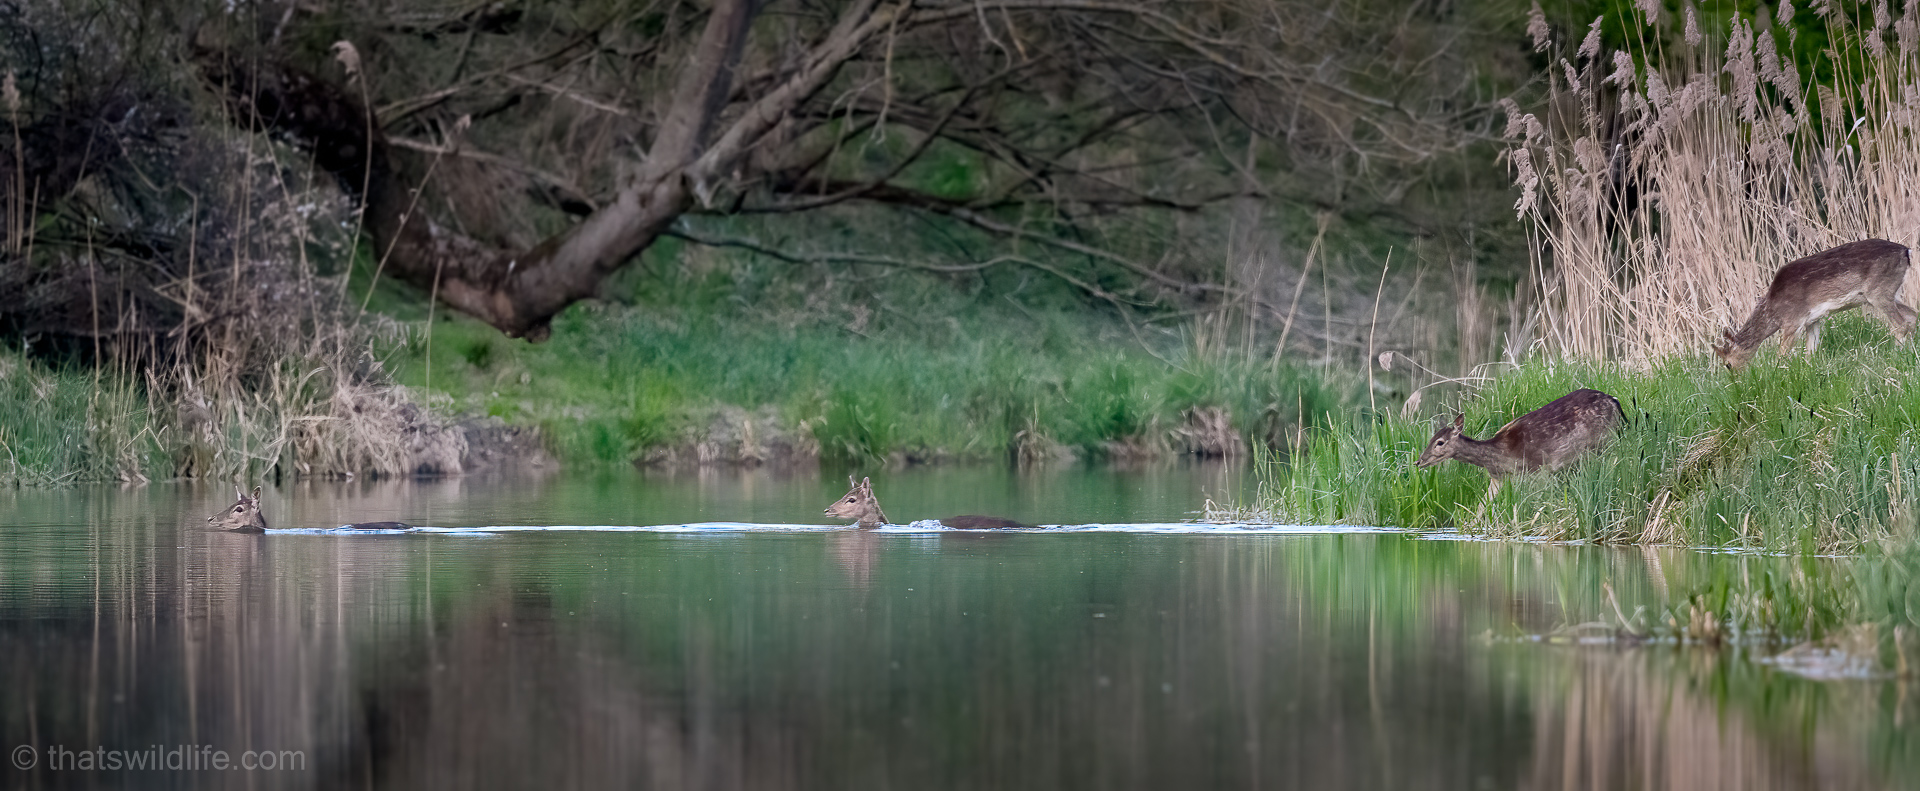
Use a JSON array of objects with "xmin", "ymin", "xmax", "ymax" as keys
[{"xmin": 197, "ymin": 0, "xmax": 1510, "ymax": 340}]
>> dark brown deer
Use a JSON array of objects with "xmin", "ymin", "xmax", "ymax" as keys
[
  {"xmin": 1415, "ymin": 389, "xmax": 1625, "ymax": 497},
  {"xmin": 1715, "ymin": 239, "xmax": 1916, "ymax": 371},
  {"xmin": 823, "ymin": 476, "xmax": 1029, "ymax": 529},
  {"xmin": 206, "ymin": 486, "xmax": 414, "ymax": 533}
]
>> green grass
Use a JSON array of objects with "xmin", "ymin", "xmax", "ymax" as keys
[
  {"xmin": 1242, "ymin": 313, "xmax": 1920, "ymax": 550},
  {"xmin": 355, "ymin": 231, "xmax": 1368, "ymax": 467},
  {"xmin": 0, "ymin": 346, "xmax": 166, "ymax": 485},
  {"xmin": 382, "ymin": 284, "xmax": 1356, "ymax": 466}
]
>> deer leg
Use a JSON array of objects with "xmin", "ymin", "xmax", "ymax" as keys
[
  {"xmin": 1777, "ymin": 326, "xmax": 1800, "ymax": 357},
  {"xmin": 1802, "ymin": 321, "xmax": 1822, "ymax": 355},
  {"xmin": 1870, "ymin": 295, "xmax": 1917, "ymax": 341}
]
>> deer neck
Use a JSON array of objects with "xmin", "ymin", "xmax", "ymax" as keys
[
  {"xmin": 1729, "ymin": 300, "xmax": 1784, "ymax": 350},
  {"xmin": 843, "ymin": 495, "xmax": 887, "ymax": 528},
  {"xmin": 1446, "ymin": 433, "xmax": 1523, "ymax": 476}
]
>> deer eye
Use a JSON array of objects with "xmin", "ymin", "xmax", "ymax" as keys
[
  {"xmin": 233, "ymin": 506, "xmax": 244, "ymax": 512},
  {"xmin": 1435, "ymin": 439, "xmax": 1446, "ymax": 445}
]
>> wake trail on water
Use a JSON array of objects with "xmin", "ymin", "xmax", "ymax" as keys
[{"xmin": 259, "ymin": 522, "xmax": 1406, "ymax": 537}]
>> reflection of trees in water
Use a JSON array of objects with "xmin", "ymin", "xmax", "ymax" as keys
[
  {"xmin": 1520, "ymin": 649, "xmax": 1890, "ymax": 791},
  {"xmin": 353, "ymin": 591, "xmax": 801, "ymax": 789},
  {"xmin": 3, "ymin": 519, "xmax": 802, "ymax": 788},
  {"xmin": 1, "ymin": 503, "xmax": 1908, "ymax": 789}
]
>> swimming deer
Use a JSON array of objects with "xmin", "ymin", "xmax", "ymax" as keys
[
  {"xmin": 206, "ymin": 486, "xmax": 414, "ymax": 533},
  {"xmin": 823, "ymin": 476, "xmax": 1029, "ymax": 529},
  {"xmin": 1415, "ymin": 388, "xmax": 1625, "ymax": 498},
  {"xmin": 1715, "ymin": 238, "xmax": 1916, "ymax": 371}
]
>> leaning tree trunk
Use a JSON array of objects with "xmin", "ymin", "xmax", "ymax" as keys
[{"xmin": 195, "ymin": 0, "xmax": 897, "ymax": 340}]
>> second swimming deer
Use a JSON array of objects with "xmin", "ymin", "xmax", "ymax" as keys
[
  {"xmin": 823, "ymin": 476, "xmax": 1030, "ymax": 529},
  {"xmin": 1415, "ymin": 388, "xmax": 1625, "ymax": 498},
  {"xmin": 207, "ymin": 486, "xmax": 414, "ymax": 533},
  {"xmin": 1715, "ymin": 238, "xmax": 1916, "ymax": 371}
]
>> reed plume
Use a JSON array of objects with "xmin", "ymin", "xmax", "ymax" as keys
[{"xmin": 1507, "ymin": 5, "xmax": 1920, "ymax": 362}]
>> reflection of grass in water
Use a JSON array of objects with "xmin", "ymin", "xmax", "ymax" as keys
[
  {"xmin": 388, "ymin": 293, "xmax": 1355, "ymax": 466},
  {"xmin": 1562, "ymin": 541, "xmax": 1920, "ymax": 777},
  {"xmin": 12, "ymin": 478, "xmax": 1907, "ymax": 784},
  {"xmin": 1267, "ymin": 530, "xmax": 1905, "ymax": 651},
  {"xmin": 1238, "ymin": 314, "xmax": 1920, "ymax": 551},
  {"xmin": 1276, "ymin": 533, "xmax": 1918, "ymax": 776},
  {"xmin": 614, "ymin": 531, "xmax": 1916, "ymax": 776}
]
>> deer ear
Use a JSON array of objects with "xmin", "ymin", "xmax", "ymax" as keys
[
  {"xmin": 860, "ymin": 477, "xmax": 871, "ymax": 489},
  {"xmin": 1452, "ymin": 413, "xmax": 1465, "ymax": 429},
  {"xmin": 249, "ymin": 485, "xmax": 261, "ymax": 502},
  {"xmin": 847, "ymin": 475, "xmax": 857, "ymax": 488}
]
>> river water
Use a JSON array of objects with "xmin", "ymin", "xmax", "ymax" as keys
[{"xmin": 0, "ymin": 465, "xmax": 1912, "ymax": 789}]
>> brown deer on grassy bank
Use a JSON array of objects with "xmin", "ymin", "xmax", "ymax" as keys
[
  {"xmin": 1715, "ymin": 239, "xmax": 1916, "ymax": 371},
  {"xmin": 1415, "ymin": 389, "xmax": 1625, "ymax": 498},
  {"xmin": 823, "ymin": 476, "xmax": 1030, "ymax": 529},
  {"xmin": 207, "ymin": 486, "xmax": 414, "ymax": 533}
]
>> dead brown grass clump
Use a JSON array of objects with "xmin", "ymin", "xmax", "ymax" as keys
[
  {"xmin": 0, "ymin": 18, "xmax": 444, "ymax": 482},
  {"xmin": 1507, "ymin": 4, "xmax": 1920, "ymax": 362},
  {"xmin": 1173, "ymin": 406, "xmax": 1247, "ymax": 458}
]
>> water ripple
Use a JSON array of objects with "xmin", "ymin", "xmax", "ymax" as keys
[{"xmin": 244, "ymin": 522, "xmax": 1412, "ymax": 535}]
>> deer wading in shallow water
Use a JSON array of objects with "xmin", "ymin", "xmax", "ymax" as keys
[
  {"xmin": 823, "ymin": 476, "xmax": 1030, "ymax": 529},
  {"xmin": 1415, "ymin": 389, "xmax": 1625, "ymax": 498},
  {"xmin": 1715, "ymin": 238, "xmax": 1917, "ymax": 371},
  {"xmin": 206, "ymin": 487, "xmax": 414, "ymax": 533}
]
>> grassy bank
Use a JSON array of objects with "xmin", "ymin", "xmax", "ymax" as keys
[
  {"xmin": 0, "ymin": 346, "xmax": 166, "ymax": 485},
  {"xmin": 1228, "ymin": 314, "xmax": 1920, "ymax": 550},
  {"xmin": 378, "ymin": 259, "xmax": 1358, "ymax": 467}
]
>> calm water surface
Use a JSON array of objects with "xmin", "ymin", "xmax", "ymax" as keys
[{"xmin": 0, "ymin": 465, "xmax": 1912, "ymax": 789}]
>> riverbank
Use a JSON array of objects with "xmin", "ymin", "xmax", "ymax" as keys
[
  {"xmin": 1219, "ymin": 314, "xmax": 1920, "ymax": 550},
  {"xmin": 0, "ymin": 285, "xmax": 1361, "ymax": 482},
  {"xmin": 378, "ymin": 264, "xmax": 1359, "ymax": 469},
  {"xmin": 0, "ymin": 346, "xmax": 162, "ymax": 485}
]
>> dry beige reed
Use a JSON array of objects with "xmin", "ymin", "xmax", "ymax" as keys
[{"xmin": 1507, "ymin": 5, "xmax": 1920, "ymax": 362}]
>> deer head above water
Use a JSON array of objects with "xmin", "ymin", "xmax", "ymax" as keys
[
  {"xmin": 825, "ymin": 476, "xmax": 889, "ymax": 528},
  {"xmin": 1415, "ymin": 388, "xmax": 1625, "ymax": 498},
  {"xmin": 1715, "ymin": 239, "xmax": 1917, "ymax": 372},
  {"xmin": 208, "ymin": 486, "xmax": 268, "ymax": 533}
]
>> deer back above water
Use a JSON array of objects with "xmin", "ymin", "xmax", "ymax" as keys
[
  {"xmin": 1715, "ymin": 238, "xmax": 1917, "ymax": 371},
  {"xmin": 205, "ymin": 487, "xmax": 415, "ymax": 533},
  {"xmin": 822, "ymin": 476, "xmax": 1030, "ymax": 529},
  {"xmin": 1415, "ymin": 388, "xmax": 1625, "ymax": 497}
]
